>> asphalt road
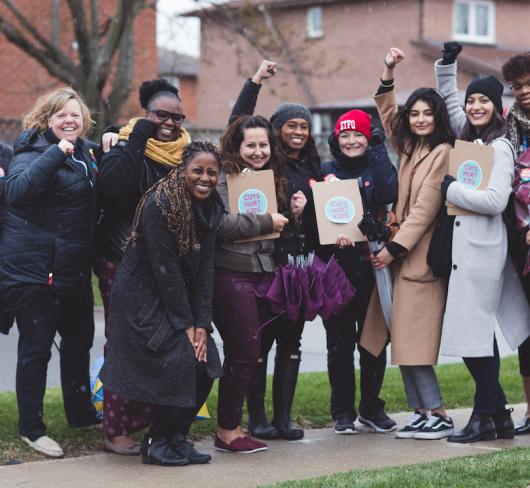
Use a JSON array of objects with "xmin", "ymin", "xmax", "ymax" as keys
[{"xmin": 0, "ymin": 308, "xmax": 515, "ymax": 392}]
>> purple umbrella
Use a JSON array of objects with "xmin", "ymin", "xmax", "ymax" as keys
[{"xmin": 256, "ymin": 253, "xmax": 355, "ymax": 322}]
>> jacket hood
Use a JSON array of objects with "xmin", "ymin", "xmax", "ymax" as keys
[{"xmin": 13, "ymin": 128, "xmax": 50, "ymax": 156}]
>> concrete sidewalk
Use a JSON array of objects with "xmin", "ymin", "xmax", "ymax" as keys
[{"xmin": 2, "ymin": 404, "xmax": 529, "ymax": 488}]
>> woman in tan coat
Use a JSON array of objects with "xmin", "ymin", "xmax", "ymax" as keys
[{"xmin": 361, "ymin": 48, "xmax": 455, "ymax": 440}]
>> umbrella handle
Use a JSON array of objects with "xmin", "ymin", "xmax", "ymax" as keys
[{"xmin": 251, "ymin": 312, "xmax": 285, "ymax": 341}]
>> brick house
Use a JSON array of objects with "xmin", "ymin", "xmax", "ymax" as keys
[
  {"xmin": 0, "ymin": 0, "xmax": 158, "ymax": 143},
  {"xmin": 158, "ymin": 48, "xmax": 198, "ymax": 124},
  {"xmin": 185, "ymin": 0, "xmax": 529, "ymax": 142}
]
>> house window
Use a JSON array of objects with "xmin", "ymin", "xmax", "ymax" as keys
[
  {"xmin": 453, "ymin": 0, "xmax": 495, "ymax": 44},
  {"xmin": 307, "ymin": 7, "xmax": 323, "ymax": 38}
]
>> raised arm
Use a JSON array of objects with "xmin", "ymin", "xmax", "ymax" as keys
[
  {"xmin": 373, "ymin": 48, "xmax": 405, "ymax": 135},
  {"xmin": 6, "ymin": 139, "xmax": 71, "ymax": 209},
  {"xmin": 434, "ymin": 43, "xmax": 467, "ymax": 136},
  {"xmin": 229, "ymin": 60, "xmax": 277, "ymax": 123}
]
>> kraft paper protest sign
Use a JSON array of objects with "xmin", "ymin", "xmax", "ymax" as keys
[
  {"xmin": 226, "ymin": 169, "xmax": 280, "ymax": 242},
  {"xmin": 312, "ymin": 179, "xmax": 366, "ymax": 245},
  {"xmin": 447, "ymin": 140, "xmax": 494, "ymax": 216}
]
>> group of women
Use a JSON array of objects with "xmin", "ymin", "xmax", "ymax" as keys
[{"xmin": 1, "ymin": 42, "xmax": 530, "ymax": 465}]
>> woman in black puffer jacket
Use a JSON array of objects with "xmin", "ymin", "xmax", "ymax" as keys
[
  {"xmin": 0, "ymin": 87, "xmax": 99, "ymax": 458},
  {"xmin": 320, "ymin": 110, "xmax": 398, "ymax": 435}
]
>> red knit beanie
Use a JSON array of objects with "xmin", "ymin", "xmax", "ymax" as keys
[{"xmin": 334, "ymin": 110, "xmax": 371, "ymax": 140}]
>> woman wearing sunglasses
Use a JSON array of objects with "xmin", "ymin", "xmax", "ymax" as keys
[{"xmin": 97, "ymin": 78, "xmax": 191, "ymax": 455}]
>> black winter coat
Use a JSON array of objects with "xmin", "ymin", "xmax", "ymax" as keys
[
  {"xmin": 100, "ymin": 192, "xmax": 224, "ymax": 407},
  {"xmin": 230, "ymin": 79, "xmax": 322, "ymax": 264},
  {"xmin": 0, "ymin": 129, "xmax": 98, "ymax": 309},
  {"xmin": 98, "ymin": 124, "xmax": 171, "ymax": 262}
]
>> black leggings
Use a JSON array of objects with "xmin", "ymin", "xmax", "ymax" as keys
[
  {"xmin": 519, "ymin": 335, "xmax": 530, "ymax": 377},
  {"xmin": 463, "ymin": 338, "xmax": 507, "ymax": 415}
]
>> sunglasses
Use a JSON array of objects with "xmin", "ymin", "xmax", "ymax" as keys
[
  {"xmin": 149, "ymin": 109, "xmax": 186, "ymax": 124},
  {"xmin": 510, "ymin": 80, "xmax": 530, "ymax": 91}
]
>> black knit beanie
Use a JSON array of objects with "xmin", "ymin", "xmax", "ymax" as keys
[
  {"xmin": 270, "ymin": 103, "xmax": 312, "ymax": 131},
  {"xmin": 465, "ymin": 75, "xmax": 504, "ymax": 114}
]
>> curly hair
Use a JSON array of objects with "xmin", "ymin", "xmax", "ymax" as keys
[
  {"xmin": 139, "ymin": 78, "xmax": 181, "ymax": 110},
  {"xmin": 390, "ymin": 87, "xmax": 455, "ymax": 156},
  {"xmin": 220, "ymin": 115, "xmax": 287, "ymax": 207},
  {"xmin": 502, "ymin": 52, "xmax": 530, "ymax": 83},
  {"xmin": 23, "ymin": 87, "xmax": 93, "ymax": 136},
  {"xmin": 129, "ymin": 141, "xmax": 221, "ymax": 257}
]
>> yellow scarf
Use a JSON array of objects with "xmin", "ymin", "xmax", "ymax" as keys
[{"xmin": 118, "ymin": 118, "xmax": 191, "ymax": 167}]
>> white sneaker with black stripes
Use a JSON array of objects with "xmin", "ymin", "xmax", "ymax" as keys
[{"xmin": 414, "ymin": 413, "xmax": 454, "ymax": 439}]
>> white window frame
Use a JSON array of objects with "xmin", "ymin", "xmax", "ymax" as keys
[
  {"xmin": 307, "ymin": 7, "xmax": 323, "ymax": 39},
  {"xmin": 453, "ymin": 0, "xmax": 496, "ymax": 44}
]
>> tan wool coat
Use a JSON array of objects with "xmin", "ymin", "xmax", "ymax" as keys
[{"xmin": 360, "ymin": 89, "xmax": 450, "ymax": 366}]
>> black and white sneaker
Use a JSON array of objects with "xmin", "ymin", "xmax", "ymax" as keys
[
  {"xmin": 334, "ymin": 416, "xmax": 356, "ymax": 434},
  {"xmin": 515, "ymin": 416, "xmax": 530, "ymax": 435},
  {"xmin": 395, "ymin": 410, "xmax": 428, "ymax": 439},
  {"xmin": 414, "ymin": 413, "xmax": 454, "ymax": 439},
  {"xmin": 358, "ymin": 410, "xmax": 397, "ymax": 433}
]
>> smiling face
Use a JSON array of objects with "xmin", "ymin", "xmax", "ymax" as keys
[
  {"xmin": 47, "ymin": 98, "xmax": 84, "ymax": 143},
  {"xmin": 146, "ymin": 95, "xmax": 184, "ymax": 142},
  {"xmin": 338, "ymin": 130, "xmax": 369, "ymax": 158},
  {"xmin": 184, "ymin": 152, "xmax": 220, "ymax": 201},
  {"xmin": 239, "ymin": 127, "xmax": 271, "ymax": 169},
  {"xmin": 465, "ymin": 93, "xmax": 495, "ymax": 131},
  {"xmin": 279, "ymin": 118, "xmax": 309, "ymax": 157},
  {"xmin": 408, "ymin": 99, "xmax": 435, "ymax": 139}
]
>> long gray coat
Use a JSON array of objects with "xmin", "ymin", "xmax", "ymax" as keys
[
  {"xmin": 435, "ymin": 60, "xmax": 530, "ymax": 357},
  {"xmin": 100, "ymin": 192, "xmax": 223, "ymax": 407}
]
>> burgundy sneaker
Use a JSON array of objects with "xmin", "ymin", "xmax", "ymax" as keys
[{"xmin": 214, "ymin": 435, "xmax": 268, "ymax": 454}]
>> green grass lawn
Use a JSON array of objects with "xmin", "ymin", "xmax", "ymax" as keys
[
  {"xmin": 264, "ymin": 447, "xmax": 530, "ymax": 488},
  {"xmin": 91, "ymin": 273, "xmax": 102, "ymax": 307},
  {"xmin": 0, "ymin": 355, "xmax": 525, "ymax": 465}
]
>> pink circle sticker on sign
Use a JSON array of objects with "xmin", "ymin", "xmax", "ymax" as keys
[{"xmin": 238, "ymin": 188, "xmax": 268, "ymax": 215}]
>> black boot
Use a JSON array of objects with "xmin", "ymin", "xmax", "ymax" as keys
[
  {"xmin": 171, "ymin": 434, "xmax": 211, "ymax": 464},
  {"xmin": 247, "ymin": 357, "xmax": 279, "ymax": 439},
  {"xmin": 447, "ymin": 413, "xmax": 496, "ymax": 443},
  {"xmin": 493, "ymin": 407, "xmax": 515, "ymax": 439},
  {"xmin": 271, "ymin": 351, "xmax": 304, "ymax": 440},
  {"xmin": 141, "ymin": 433, "xmax": 190, "ymax": 466}
]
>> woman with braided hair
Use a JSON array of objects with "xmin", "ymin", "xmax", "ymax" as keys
[
  {"xmin": 101, "ymin": 141, "xmax": 224, "ymax": 466},
  {"xmin": 97, "ymin": 78, "xmax": 191, "ymax": 454}
]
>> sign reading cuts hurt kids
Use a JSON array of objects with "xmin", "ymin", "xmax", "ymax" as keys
[
  {"xmin": 238, "ymin": 188, "xmax": 268, "ymax": 214},
  {"xmin": 313, "ymin": 178, "xmax": 366, "ymax": 245},
  {"xmin": 457, "ymin": 160, "xmax": 483, "ymax": 189},
  {"xmin": 227, "ymin": 169, "xmax": 279, "ymax": 242}
]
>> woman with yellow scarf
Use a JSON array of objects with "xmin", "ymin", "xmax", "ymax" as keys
[{"xmin": 97, "ymin": 79, "xmax": 191, "ymax": 455}]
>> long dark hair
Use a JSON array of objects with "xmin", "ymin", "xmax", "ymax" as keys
[
  {"xmin": 459, "ymin": 108, "xmax": 507, "ymax": 144},
  {"xmin": 129, "ymin": 141, "xmax": 221, "ymax": 256},
  {"xmin": 220, "ymin": 115, "xmax": 287, "ymax": 207},
  {"xmin": 391, "ymin": 87, "xmax": 455, "ymax": 156}
]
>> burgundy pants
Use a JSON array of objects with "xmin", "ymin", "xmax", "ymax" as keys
[
  {"xmin": 213, "ymin": 268, "xmax": 267, "ymax": 430},
  {"xmin": 94, "ymin": 257, "xmax": 153, "ymax": 438}
]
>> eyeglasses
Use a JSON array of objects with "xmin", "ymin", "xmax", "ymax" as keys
[
  {"xmin": 149, "ymin": 110, "xmax": 186, "ymax": 124},
  {"xmin": 510, "ymin": 80, "xmax": 530, "ymax": 91}
]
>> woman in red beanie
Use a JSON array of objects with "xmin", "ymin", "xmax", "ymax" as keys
[{"xmin": 319, "ymin": 109, "xmax": 398, "ymax": 434}]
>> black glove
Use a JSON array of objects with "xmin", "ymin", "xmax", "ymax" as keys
[
  {"xmin": 370, "ymin": 126, "xmax": 385, "ymax": 146},
  {"xmin": 441, "ymin": 175, "xmax": 456, "ymax": 199},
  {"xmin": 132, "ymin": 118, "xmax": 158, "ymax": 140},
  {"xmin": 441, "ymin": 42, "xmax": 463, "ymax": 65}
]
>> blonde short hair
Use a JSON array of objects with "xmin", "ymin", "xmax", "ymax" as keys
[{"xmin": 23, "ymin": 87, "xmax": 93, "ymax": 136}]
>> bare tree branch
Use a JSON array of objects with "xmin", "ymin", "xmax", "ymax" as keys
[
  {"xmin": 66, "ymin": 0, "xmax": 92, "ymax": 76},
  {"xmin": 89, "ymin": 0, "xmax": 99, "ymax": 60},
  {"xmin": 0, "ymin": 15, "xmax": 79, "ymax": 85}
]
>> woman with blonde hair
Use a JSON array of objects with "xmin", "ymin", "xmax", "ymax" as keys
[{"xmin": 0, "ymin": 87, "xmax": 100, "ymax": 457}]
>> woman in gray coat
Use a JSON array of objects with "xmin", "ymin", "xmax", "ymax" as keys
[
  {"xmin": 101, "ymin": 142, "xmax": 224, "ymax": 466},
  {"xmin": 435, "ymin": 50, "xmax": 530, "ymax": 443}
]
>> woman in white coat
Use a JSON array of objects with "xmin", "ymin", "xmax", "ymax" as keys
[{"xmin": 435, "ymin": 51, "xmax": 530, "ymax": 443}]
